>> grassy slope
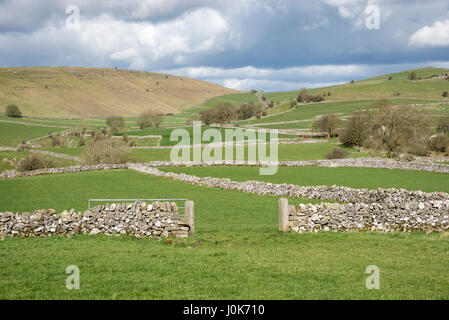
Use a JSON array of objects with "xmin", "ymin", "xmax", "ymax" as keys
[
  {"xmin": 263, "ymin": 67, "xmax": 449, "ymax": 103},
  {"xmin": 162, "ymin": 166, "xmax": 449, "ymax": 194},
  {"xmin": 0, "ymin": 170, "xmax": 448, "ymax": 299},
  {"xmin": 240, "ymin": 99, "xmax": 442, "ymax": 125},
  {"xmin": 0, "ymin": 67, "xmax": 237, "ymax": 118}
]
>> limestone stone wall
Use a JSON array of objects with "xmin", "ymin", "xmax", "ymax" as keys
[
  {"xmin": 279, "ymin": 198, "xmax": 449, "ymax": 233},
  {"xmin": 1, "ymin": 164, "xmax": 127, "ymax": 179},
  {"xmin": 130, "ymin": 165, "xmax": 449, "ymax": 205},
  {"xmin": 2, "ymin": 158, "xmax": 449, "ymax": 180},
  {"xmin": 0, "ymin": 201, "xmax": 194, "ymax": 239}
]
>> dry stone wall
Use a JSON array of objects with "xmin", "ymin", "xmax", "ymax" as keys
[
  {"xmin": 129, "ymin": 165, "xmax": 449, "ymax": 205},
  {"xmin": 1, "ymin": 164, "xmax": 127, "ymax": 179},
  {"xmin": 280, "ymin": 199, "xmax": 449, "ymax": 234},
  {"xmin": 0, "ymin": 201, "xmax": 193, "ymax": 239},
  {"xmin": 2, "ymin": 158, "xmax": 449, "ymax": 180}
]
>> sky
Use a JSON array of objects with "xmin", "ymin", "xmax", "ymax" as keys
[{"xmin": 0, "ymin": 0, "xmax": 449, "ymax": 92}]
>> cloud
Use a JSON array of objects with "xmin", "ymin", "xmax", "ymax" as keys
[
  {"xmin": 1, "ymin": 0, "xmax": 449, "ymax": 91},
  {"xmin": 409, "ymin": 20, "xmax": 449, "ymax": 47},
  {"xmin": 221, "ymin": 79, "xmax": 343, "ymax": 91},
  {"xmin": 0, "ymin": 7, "xmax": 238, "ymax": 70},
  {"xmin": 160, "ymin": 61, "xmax": 449, "ymax": 91}
]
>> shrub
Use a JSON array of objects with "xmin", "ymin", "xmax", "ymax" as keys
[
  {"xmin": 408, "ymin": 72, "xmax": 417, "ymax": 81},
  {"xmin": 388, "ymin": 76, "xmax": 393, "ymax": 80},
  {"xmin": 297, "ymin": 89, "xmax": 324, "ymax": 103},
  {"xmin": 5, "ymin": 104, "xmax": 22, "ymax": 118},
  {"xmin": 137, "ymin": 111, "xmax": 153, "ymax": 129},
  {"xmin": 437, "ymin": 116, "xmax": 449, "ymax": 134},
  {"xmin": 325, "ymin": 148, "xmax": 350, "ymax": 159},
  {"xmin": 81, "ymin": 137, "xmax": 129, "ymax": 165},
  {"xmin": 150, "ymin": 113, "xmax": 165, "ymax": 129},
  {"xmin": 106, "ymin": 116, "xmax": 124, "ymax": 134},
  {"xmin": 312, "ymin": 114, "xmax": 342, "ymax": 138},
  {"xmin": 49, "ymin": 133, "xmax": 64, "ymax": 147},
  {"xmin": 290, "ymin": 100, "xmax": 296, "ymax": 108},
  {"xmin": 339, "ymin": 111, "xmax": 370, "ymax": 147},
  {"xmin": 17, "ymin": 154, "xmax": 53, "ymax": 172},
  {"xmin": 78, "ymin": 136, "xmax": 85, "ymax": 147},
  {"xmin": 429, "ymin": 134, "xmax": 449, "ymax": 153},
  {"xmin": 443, "ymin": 91, "xmax": 448, "ymax": 98},
  {"xmin": 237, "ymin": 102, "xmax": 260, "ymax": 120},
  {"xmin": 408, "ymin": 138, "xmax": 430, "ymax": 157}
]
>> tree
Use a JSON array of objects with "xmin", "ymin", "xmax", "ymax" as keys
[
  {"xmin": 369, "ymin": 104, "xmax": 431, "ymax": 157},
  {"xmin": 312, "ymin": 114, "xmax": 342, "ymax": 138},
  {"xmin": 6, "ymin": 104, "xmax": 22, "ymax": 118},
  {"xmin": 215, "ymin": 102, "xmax": 236, "ymax": 123},
  {"xmin": 408, "ymin": 72, "xmax": 417, "ymax": 81},
  {"xmin": 297, "ymin": 89, "xmax": 324, "ymax": 104},
  {"xmin": 106, "ymin": 116, "xmax": 124, "ymax": 134},
  {"xmin": 237, "ymin": 102, "xmax": 261, "ymax": 120},
  {"xmin": 297, "ymin": 89, "xmax": 310, "ymax": 103},
  {"xmin": 81, "ymin": 136, "xmax": 129, "ymax": 165},
  {"xmin": 150, "ymin": 113, "xmax": 165, "ymax": 129},
  {"xmin": 137, "ymin": 111, "xmax": 153, "ymax": 129},
  {"xmin": 339, "ymin": 111, "xmax": 370, "ymax": 147}
]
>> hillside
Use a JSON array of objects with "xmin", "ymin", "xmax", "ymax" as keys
[
  {"xmin": 0, "ymin": 67, "xmax": 237, "ymax": 118},
  {"xmin": 262, "ymin": 67, "xmax": 449, "ymax": 103}
]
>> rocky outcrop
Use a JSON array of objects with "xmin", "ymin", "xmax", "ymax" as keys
[{"xmin": 0, "ymin": 201, "xmax": 192, "ymax": 239}]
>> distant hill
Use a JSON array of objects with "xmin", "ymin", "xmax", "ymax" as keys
[
  {"xmin": 0, "ymin": 67, "xmax": 237, "ymax": 118},
  {"xmin": 262, "ymin": 67, "xmax": 449, "ymax": 103}
]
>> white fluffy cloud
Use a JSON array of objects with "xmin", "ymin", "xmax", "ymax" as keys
[
  {"xmin": 0, "ymin": 7, "xmax": 237, "ymax": 70},
  {"xmin": 83, "ymin": 8, "xmax": 236, "ymax": 68},
  {"xmin": 409, "ymin": 20, "xmax": 449, "ymax": 47}
]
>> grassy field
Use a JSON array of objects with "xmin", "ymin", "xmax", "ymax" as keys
[
  {"xmin": 0, "ymin": 122, "xmax": 66, "ymax": 146},
  {"xmin": 0, "ymin": 150, "xmax": 77, "ymax": 172},
  {"xmin": 127, "ymin": 141, "xmax": 367, "ymax": 162},
  {"xmin": 1, "ymin": 170, "xmax": 449, "ymax": 299},
  {"xmin": 36, "ymin": 140, "xmax": 367, "ymax": 163},
  {"xmin": 162, "ymin": 166, "xmax": 449, "ymax": 194}
]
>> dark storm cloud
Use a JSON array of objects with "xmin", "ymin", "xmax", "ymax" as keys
[{"xmin": 0, "ymin": 0, "xmax": 448, "ymax": 90}]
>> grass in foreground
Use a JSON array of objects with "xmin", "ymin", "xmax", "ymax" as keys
[{"xmin": 0, "ymin": 170, "xmax": 448, "ymax": 299}]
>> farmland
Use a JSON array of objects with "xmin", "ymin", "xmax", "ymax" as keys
[{"xmin": 1, "ymin": 66, "xmax": 449, "ymax": 300}]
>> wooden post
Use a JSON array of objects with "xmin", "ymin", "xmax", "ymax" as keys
[
  {"xmin": 185, "ymin": 200, "xmax": 194, "ymax": 234},
  {"xmin": 279, "ymin": 198, "xmax": 289, "ymax": 232}
]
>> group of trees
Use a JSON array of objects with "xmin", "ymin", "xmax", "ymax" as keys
[
  {"xmin": 297, "ymin": 89, "xmax": 325, "ymax": 103},
  {"xmin": 199, "ymin": 102, "xmax": 265, "ymax": 125},
  {"xmin": 338, "ymin": 100, "xmax": 449, "ymax": 157},
  {"xmin": 136, "ymin": 110, "xmax": 165, "ymax": 129}
]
